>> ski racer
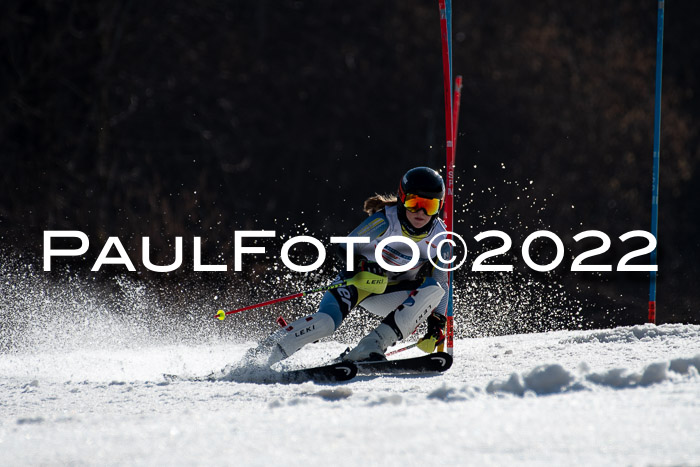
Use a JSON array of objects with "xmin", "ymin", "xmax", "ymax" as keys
[{"xmin": 253, "ymin": 166, "xmax": 451, "ymax": 365}]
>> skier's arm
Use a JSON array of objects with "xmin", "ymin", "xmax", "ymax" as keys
[
  {"xmin": 334, "ymin": 211, "xmax": 389, "ymax": 271},
  {"xmin": 346, "ymin": 211, "xmax": 389, "ymax": 241}
]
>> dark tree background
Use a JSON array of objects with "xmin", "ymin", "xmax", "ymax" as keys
[{"xmin": 1, "ymin": 1, "xmax": 698, "ymax": 328}]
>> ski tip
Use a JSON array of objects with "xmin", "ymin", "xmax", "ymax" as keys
[
  {"xmin": 430, "ymin": 352, "xmax": 453, "ymax": 372},
  {"xmin": 331, "ymin": 362, "xmax": 358, "ymax": 381}
]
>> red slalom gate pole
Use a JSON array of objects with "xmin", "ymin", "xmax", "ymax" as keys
[
  {"xmin": 442, "ymin": 75, "xmax": 462, "ymax": 355},
  {"xmin": 453, "ymin": 76, "xmax": 463, "ymax": 152},
  {"xmin": 438, "ymin": 0, "xmax": 455, "ymax": 356}
]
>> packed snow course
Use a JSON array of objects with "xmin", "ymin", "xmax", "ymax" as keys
[{"xmin": 1, "ymin": 321, "xmax": 699, "ymax": 466}]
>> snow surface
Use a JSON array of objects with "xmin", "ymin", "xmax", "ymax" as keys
[{"xmin": 1, "ymin": 323, "xmax": 699, "ymax": 466}]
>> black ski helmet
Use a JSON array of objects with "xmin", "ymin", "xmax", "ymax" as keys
[
  {"xmin": 397, "ymin": 167, "xmax": 445, "ymax": 234},
  {"xmin": 398, "ymin": 167, "xmax": 445, "ymax": 208}
]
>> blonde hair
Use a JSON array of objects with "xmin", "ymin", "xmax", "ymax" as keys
[{"xmin": 363, "ymin": 193, "xmax": 398, "ymax": 215}]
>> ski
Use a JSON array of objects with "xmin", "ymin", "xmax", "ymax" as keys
[
  {"xmin": 164, "ymin": 361, "xmax": 358, "ymax": 385},
  {"xmin": 163, "ymin": 354, "xmax": 451, "ymax": 385},
  {"xmin": 278, "ymin": 361, "xmax": 358, "ymax": 384},
  {"xmin": 355, "ymin": 352, "xmax": 453, "ymax": 375}
]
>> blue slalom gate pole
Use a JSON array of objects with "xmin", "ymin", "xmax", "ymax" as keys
[{"xmin": 648, "ymin": 0, "xmax": 665, "ymax": 324}]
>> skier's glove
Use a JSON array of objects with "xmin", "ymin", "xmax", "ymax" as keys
[
  {"xmin": 416, "ymin": 311, "xmax": 447, "ymax": 353},
  {"xmin": 358, "ymin": 259, "xmax": 385, "ymax": 277}
]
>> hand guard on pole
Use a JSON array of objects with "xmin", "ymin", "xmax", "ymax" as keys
[{"xmin": 416, "ymin": 311, "xmax": 447, "ymax": 353}]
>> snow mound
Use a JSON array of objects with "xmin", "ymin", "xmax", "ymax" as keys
[
  {"xmin": 486, "ymin": 354, "xmax": 700, "ymax": 396},
  {"xmin": 670, "ymin": 355, "xmax": 700, "ymax": 374},
  {"xmin": 487, "ymin": 364, "xmax": 574, "ymax": 396},
  {"xmin": 315, "ymin": 388, "xmax": 353, "ymax": 401},
  {"xmin": 562, "ymin": 323, "xmax": 700, "ymax": 344},
  {"xmin": 428, "ymin": 384, "xmax": 469, "ymax": 401}
]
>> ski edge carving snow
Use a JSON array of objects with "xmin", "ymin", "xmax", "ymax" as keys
[
  {"xmin": 278, "ymin": 361, "xmax": 358, "ymax": 384},
  {"xmin": 355, "ymin": 352, "xmax": 453, "ymax": 375}
]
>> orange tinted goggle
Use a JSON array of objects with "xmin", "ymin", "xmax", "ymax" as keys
[{"xmin": 403, "ymin": 194, "xmax": 442, "ymax": 216}]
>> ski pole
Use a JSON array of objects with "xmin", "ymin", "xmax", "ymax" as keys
[
  {"xmin": 214, "ymin": 271, "xmax": 388, "ymax": 320},
  {"xmin": 386, "ymin": 343, "xmax": 418, "ymax": 357}
]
